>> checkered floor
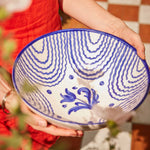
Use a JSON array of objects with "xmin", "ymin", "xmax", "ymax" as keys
[
  {"xmin": 62, "ymin": 0, "xmax": 150, "ymax": 66},
  {"xmin": 62, "ymin": 0, "xmax": 150, "ymax": 149}
]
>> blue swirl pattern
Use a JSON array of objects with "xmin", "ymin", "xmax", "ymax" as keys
[{"xmin": 13, "ymin": 29, "xmax": 150, "ymax": 129}]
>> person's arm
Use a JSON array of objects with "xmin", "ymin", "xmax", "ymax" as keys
[
  {"xmin": 0, "ymin": 73, "xmax": 83, "ymax": 137},
  {"xmin": 59, "ymin": 0, "xmax": 145, "ymax": 60}
]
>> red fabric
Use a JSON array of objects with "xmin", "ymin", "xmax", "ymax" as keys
[
  {"xmin": 0, "ymin": 0, "xmax": 61, "ymax": 149},
  {"xmin": 0, "ymin": 0, "xmax": 61, "ymax": 73}
]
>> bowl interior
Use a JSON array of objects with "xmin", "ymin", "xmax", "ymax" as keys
[{"xmin": 12, "ymin": 29, "xmax": 150, "ymax": 130}]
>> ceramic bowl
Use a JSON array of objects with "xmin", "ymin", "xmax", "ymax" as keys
[{"xmin": 12, "ymin": 29, "xmax": 150, "ymax": 130}]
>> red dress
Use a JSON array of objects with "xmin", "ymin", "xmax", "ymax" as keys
[{"xmin": 0, "ymin": 0, "xmax": 61, "ymax": 149}]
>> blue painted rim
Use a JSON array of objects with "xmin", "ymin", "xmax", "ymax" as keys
[{"xmin": 12, "ymin": 28, "xmax": 150, "ymax": 126}]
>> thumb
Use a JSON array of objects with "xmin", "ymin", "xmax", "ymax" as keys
[
  {"xmin": 26, "ymin": 112, "xmax": 48, "ymax": 128},
  {"xmin": 21, "ymin": 102, "xmax": 47, "ymax": 127}
]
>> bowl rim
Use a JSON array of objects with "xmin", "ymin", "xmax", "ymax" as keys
[{"xmin": 12, "ymin": 28, "xmax": 150, "ymax": 126}]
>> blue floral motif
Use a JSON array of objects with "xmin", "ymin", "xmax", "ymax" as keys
[{"xmin": 60, "ymin": 87, "xmax": 99, "ymax": 115}]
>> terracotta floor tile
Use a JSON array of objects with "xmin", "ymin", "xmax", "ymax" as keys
[
  {"xmin": 108, "ymin": 4, "xmax": 139, "ymax": 21},
  {"xmin": 60, "ymin": 10, "xmax": 88, "ymax": 29},
  {"xmin": 62, "ymin": 18, "xmax": 88, "ymax": 29},
  {"xmin": 131, "ymin": 124, "xmax": 150, "ymax": 150},
  {"xmin": 139, "ymin": 24, "xmax": 150, "ymax": 43},
  {"xmin": 52, "ymin": 137, "xmax": 83, "ymax": 150},
  {"xmin": 141, "ymin": 0, "xmax": 150, "ymax": 4}
]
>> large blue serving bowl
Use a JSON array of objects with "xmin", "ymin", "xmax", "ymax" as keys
[{"xmin": 12, "ymin": 29, "xmax": 150, "ymax": 130}]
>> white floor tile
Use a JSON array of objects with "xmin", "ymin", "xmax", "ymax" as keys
[
  {"xmin": 96, "ymin": 1, "xmax": 108, "ymax": 10},
  {"xmin": 108, "ymin": 0, "xmax": 141, "ymax": 5},
  {"xmin": 139, "ymin": 5, "xmax": 150, "ymax": 24},
  {"xmin": 124, "ymin": 21, "xmax": 139, "ymax": 33}
]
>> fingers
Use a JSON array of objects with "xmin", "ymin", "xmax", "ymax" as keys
[
  {"xmin": 20, "ymin": 102, "xmax": 83, "ymax": 137},
  {"xmin": 121, "ymin": 25, "xmax": 145, "ymax": 60},
  {"xmin": 31, "ymin": 124, "xmax": 83, "ymax": 137},
  {"xmin": 109, "ymin": 19, "xmax": 145, "ymax": 60},
  {"xmin": 20, "ymin": 102, "xmax": 47, "ymax": 127},
  {"xmin": 131, "ymin": 34, "xmax": 145, "ymax": 60}
]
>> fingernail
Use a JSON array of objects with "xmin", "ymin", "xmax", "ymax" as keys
[
  {"xmin": 70, "ymin": 132, "xmax": 77, "ymax": 137},
  {"xmin": 77, "ymin": 131, "xmax": 83, "ymax": 137},
  {"xmin": 69, "ymin": 131, "xmax": 78, "ymax": 137},
  {"xmin": 38, "ymin": 121, "xmax": 47, "ymax": 127},
  {"xmin": 70, "ymin": 131, "xmax": 83, "ymax": 137}
]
